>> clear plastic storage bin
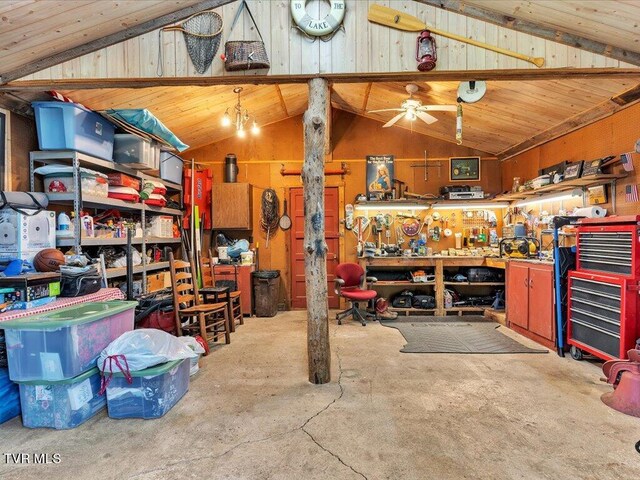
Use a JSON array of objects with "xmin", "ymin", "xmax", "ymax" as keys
[
  {"xmin": 113, "ymin": 134, "xmax": 155, "ymax": 169},
  {"xmin": 18, "ymin": 367, "xmax": 106, "ymax": 429},
  {"xmin": 160, "ymin": 151, "xmax": 184, "ymax": 184},
  {"xmin": 3, "ymin": 301, "xmax": 136, "ymax": 382},
  {"xmin": 32, "ymin": 102, "xmax": 116, "ymax": 161},
  {"xmin": 106, "ymin": 358, "xmax": 189, "ymax": 419},
  {"xmin": 42, "ymin": 169, "xmax": 109, "ymax": 197}
]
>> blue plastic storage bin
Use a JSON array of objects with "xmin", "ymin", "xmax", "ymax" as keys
[
  {"xmin": 3, "ymin": 301, "xmax": 136, "ymax": 382},
  {"xmin": 32, "ymin": 101, "xmax": 116, "ymax": 161},
  {"xmin": 18, "ymin": 367, "xmax": 106, "ymax": 429},
  {"xmin": 106, "ymin": 358, "xmax": 189, "ymax": 419},
  {"xmin": 0, "ymin": 368, "xmax": 20, "ymax": 424}
]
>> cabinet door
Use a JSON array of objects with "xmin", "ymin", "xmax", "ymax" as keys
[
  {"xmin": 211, "ymin": 183, "xmax": 252, "ymax": 229},
  {"xmin": 527, "ymin": 264, "xmax": 555, "ymax": 341},
  {"xmin": 507, "ymin": 262, "xmax": 530, "ymax": 328}
]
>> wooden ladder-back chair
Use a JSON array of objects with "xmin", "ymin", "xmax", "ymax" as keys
[
  {"xmin": 169, "ymin": 252, "xmax": 230, "ymax": 347},
  {"xmin": 208, "ymin": 249, "xmax": 244, "ymax": 328}
]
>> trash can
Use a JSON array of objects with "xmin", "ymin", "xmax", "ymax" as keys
[{"xmin": 252, "ymin": 270, "xmax": 280, "ymax": 317}]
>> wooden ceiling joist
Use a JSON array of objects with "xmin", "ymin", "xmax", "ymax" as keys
[
  {"xmin": 414, "ymin": 0, "xmax": 640, "ymax": 67},
  {"xmin": 0, "ymin": 0, "xmax": 237, "ymax": 85},
  {"xmin": 3, "ymin": 68, "xmax": 640, "ymax": 92}
]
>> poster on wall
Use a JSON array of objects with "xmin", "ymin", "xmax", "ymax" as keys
[
  {"xmin": 449, "ymin": 156, "xmax": 480, "ymax": 181},
  {"xmin": 366, "ymin": 155, "xmax": 394, "ymax": 198}
]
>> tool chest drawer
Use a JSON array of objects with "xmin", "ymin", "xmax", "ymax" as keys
[
  {"xmin": 576, "ymin": 223, "xmax": 639, "ymax": 278},
  {"xmin": 567, "ymin": 271, "xmax": 638, "ymax": 360}
]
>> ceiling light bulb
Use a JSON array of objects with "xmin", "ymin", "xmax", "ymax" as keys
[
  {"xmin": 251, "ymin": 121, "xmax": 260, "ymax": 135},
  {"xmin": 237, "ymin": 127, "xmax": 246, "ymax": 138},
  {"xmin": 405, "ymin": 109, "xmax": 416, "ymax": 121},
  {"xmin": 221, "ymin": 110, "xmax": 231, "ymax": 127}
]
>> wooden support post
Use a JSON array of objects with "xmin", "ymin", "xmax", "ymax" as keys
[{"xmin": 303, "ymin": 77, "xmax": 331, "ymax": 384}]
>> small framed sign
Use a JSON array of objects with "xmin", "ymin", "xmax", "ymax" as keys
[
  {"xmin": 450, "ymin": 156, "xmax": 480, "ymax": 181},
  {"xmin": 563, "ymin": 161, "xmax": 583, "ymax": 181}
]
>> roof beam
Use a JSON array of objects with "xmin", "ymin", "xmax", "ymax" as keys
[
  {"xmin": 497, "ymin": 83, "xmax": 640, "ymax": 161},
  {"xmin": 3, "ymin": 68, "xmax": 640, "ymax": 92},
  {"xmin": 0, "ymin": 0, "xmax": 237, "ymax": 84},
  {"xmin": 414, "ymin": 0, "xmax": 640, "ymax": 67}
]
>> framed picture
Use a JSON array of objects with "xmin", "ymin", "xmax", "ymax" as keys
[
  {"xmin": 563, "ymin": 161, "xmax": 583, "ymax": 181},
  {"xmin": 449, "ymin": 156, "xmax": 480, "ymax": 181},
  {"xmin": 366, "ymin": 155, "xmax": 394, "ymax": 198}
]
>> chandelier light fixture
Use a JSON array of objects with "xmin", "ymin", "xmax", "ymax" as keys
[{"xmin": 221, "ymin": 86, "xmax": 259, "ymax": 138}]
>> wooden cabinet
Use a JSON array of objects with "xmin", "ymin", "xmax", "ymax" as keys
[
  {"xmin": 506, "ymin": 261, "xmax": 555, "ymax": 349},
  {"xmin": 212, "ymin": 183, "xmax": 252, "ymax": 229},
  {"xmin": 506, "ymin": 262, "xmax": 529, "ymax": 329},
  {"xmin": 213, "ymin": 264, "xmax": 255, "ymax": 315}
]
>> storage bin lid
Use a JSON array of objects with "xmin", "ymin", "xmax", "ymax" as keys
[
  {"xmin": 107, "ymin": 358, "xmax": 185, "ymax": 378},
  {"xmin": 15, "ymin": 367, "xmax": 99, "ymax": 385},
  {"xmin": 253, "ymin": 270, "xmax": 280, "ymax": 279},
  {"xmin": 0, "ymin": 301, "xmax": 137, "ymax": 330}
]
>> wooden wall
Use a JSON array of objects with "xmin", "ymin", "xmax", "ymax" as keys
[
  {"xmin": 501, "ymin": 102, "xmax": 640, "ymax": 217},
  {"xmin": 20, "ymin": 0, "xmax": 632, "ymax": 82},
  {"xmin": 190, "ymin": 110, "xmax": 500, "ymax": 307},
  {"xmin": 8, "ymin": 112, "xmax": 38, "ymax": 191}
]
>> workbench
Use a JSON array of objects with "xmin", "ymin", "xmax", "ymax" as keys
[{"xmin": 358, "ymin": 256, "xmax": 505, "ymax": 316}]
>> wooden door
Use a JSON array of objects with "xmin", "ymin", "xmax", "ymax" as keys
[
  {"xmin": 527, "ymin": 264, "xmax": 555, "ymax": 341},
  {"xmin": 507, "ymin": 262, "xmax": 530, "ymax": 329},
  {"xmin": 290, "ymin": 187, "xmax": 340, "ymax": 309}
]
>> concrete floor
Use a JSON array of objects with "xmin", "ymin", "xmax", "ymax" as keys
[{"xmin": 1, "ymin": 311, "xmax": 639, "ymax": 479}]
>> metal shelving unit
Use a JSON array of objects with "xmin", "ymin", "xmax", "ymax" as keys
[{"xmin": 30, "ymin": 150, "xmax": 183, "ymax": 291}]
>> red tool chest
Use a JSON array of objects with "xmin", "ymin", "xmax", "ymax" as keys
[{"xmin": 568, "ymin": 216, "xmax": 640, "ymax": 360}]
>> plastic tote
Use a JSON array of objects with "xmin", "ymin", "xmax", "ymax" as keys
[
  {"xmin": 32, "ymin": 102, "xmax": 116, "ymax": 161},
  {"xmin": 2, "ymin": 301, "xmax": 136, "ymax": 382},
  {"xmin": 0, "ymin": 367, "xmax": 20, "ymax": 424},
  {"xmin": 105, "ymin": 358, "xmax": 190, "ymax": 419},
  {"xmin": 17, "ymin": 367, "xmax": 106, "ymax": 429},
  {"xmin": 160, "ymin": 151, "xmax": 184, "ymax": 185}
]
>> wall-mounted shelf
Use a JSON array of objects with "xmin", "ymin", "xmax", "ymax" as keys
[{"xmin": 493, "ymin": 173, "xmax": 627, "ymax": 202}]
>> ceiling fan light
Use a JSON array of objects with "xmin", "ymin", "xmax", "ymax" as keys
[{"xmin": 405, "ymin": 109, "xmax": 416, "ymax": 121}]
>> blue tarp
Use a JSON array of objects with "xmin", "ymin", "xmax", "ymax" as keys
[{"xmin": 105, "ymin": 109, "xmax": 189, "ymax": 152}]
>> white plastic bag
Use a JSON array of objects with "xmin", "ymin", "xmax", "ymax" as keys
[
  {"xmin": 98, "ymin": 329, "xmax": 196, "ymax": 374},
  {"xmin": 178, "ymin": 336, "xmax": 205, "ymax": 376}
]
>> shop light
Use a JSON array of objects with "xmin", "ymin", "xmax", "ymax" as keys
[
  {"xmin": 354, "ymin": 203, "xmax": 430, "ymax": 211},
  {"xmin": 432, "ymin": 203, "xmax": 509, "ymax": 210},
  {"xmin": 514, "ymin": 189, "xmax": 582, "ymax": 207}
]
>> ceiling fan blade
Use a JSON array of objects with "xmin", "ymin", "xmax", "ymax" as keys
[
  {"xmin": 383, "ymin": 112, "xmax": 406, "ymax": 128},
  {"xmin": 416, "ymin": 111, "xmax": 438, "ymax": 125},
  {"xmin": 418, "ymin": 105, "xmax": 457, "ymax": 112},
  {"xmin": 367, "ymin": 108, "xmax": 404, "ymax": 113}
]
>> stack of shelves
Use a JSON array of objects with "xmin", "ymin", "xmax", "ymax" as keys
[{"xmin": 29, "ymin": 150, "xmax": 183, "ymax": 290}]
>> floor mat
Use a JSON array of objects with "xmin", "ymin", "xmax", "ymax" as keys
[{"xmin": 380, "ymin": 318, "xmax": 548, "ymax": 354}]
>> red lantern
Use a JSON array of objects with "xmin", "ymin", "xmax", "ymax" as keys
[{"xmin": 416, "ymin": 30, "xmax": 437, "ymax": 72}]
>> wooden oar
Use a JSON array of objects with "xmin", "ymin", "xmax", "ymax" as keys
[{"xmin": 368, "ymin": 4, "xmax": 545, "ymax": 68}]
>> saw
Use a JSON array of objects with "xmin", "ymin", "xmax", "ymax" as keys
[{"xmin": 368, "ymin": 4, "xmax": 545, "ymax": 68}]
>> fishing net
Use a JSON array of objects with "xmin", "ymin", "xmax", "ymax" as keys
[{"xmin": 164, "ymin": 10, "xmax": 223, "ymax": 74}]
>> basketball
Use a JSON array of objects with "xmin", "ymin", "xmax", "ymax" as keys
[{"xmin": 33, "ymin": 248, "xmax": 65, "ymax": 272}]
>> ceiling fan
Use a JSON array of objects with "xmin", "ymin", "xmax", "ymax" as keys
[{"xmin": 367, "ymin": 84, "xmax": 456, "ymax": 128}]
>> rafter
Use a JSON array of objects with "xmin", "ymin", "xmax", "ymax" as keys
[
  {"xmin": 414, "ymin": 0, "xmax": 640, "ymax": 67},
  {"xmin": 0, "ymin": 0, "xmax": 237, "ymax": 84}
]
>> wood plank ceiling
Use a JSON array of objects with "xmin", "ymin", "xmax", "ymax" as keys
[
  {"xmin": 462, "ymin": 0, "xmax": 640, "ymax": 56},
  {"xmin": 0, "ymin": 0, "xmax": 204, "ymax": 76},
  {"xmin": 58, "ymin": 76, "xmax": 640, "ymax": 154}
]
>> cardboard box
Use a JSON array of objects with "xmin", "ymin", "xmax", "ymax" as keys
[
  {"xmin": 0, "ymin": 210, "xmax": 56, "ymax": 262},
  {"xmin": 0, "ymin": 273, "xmax": 61, "ymax": 303}
]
